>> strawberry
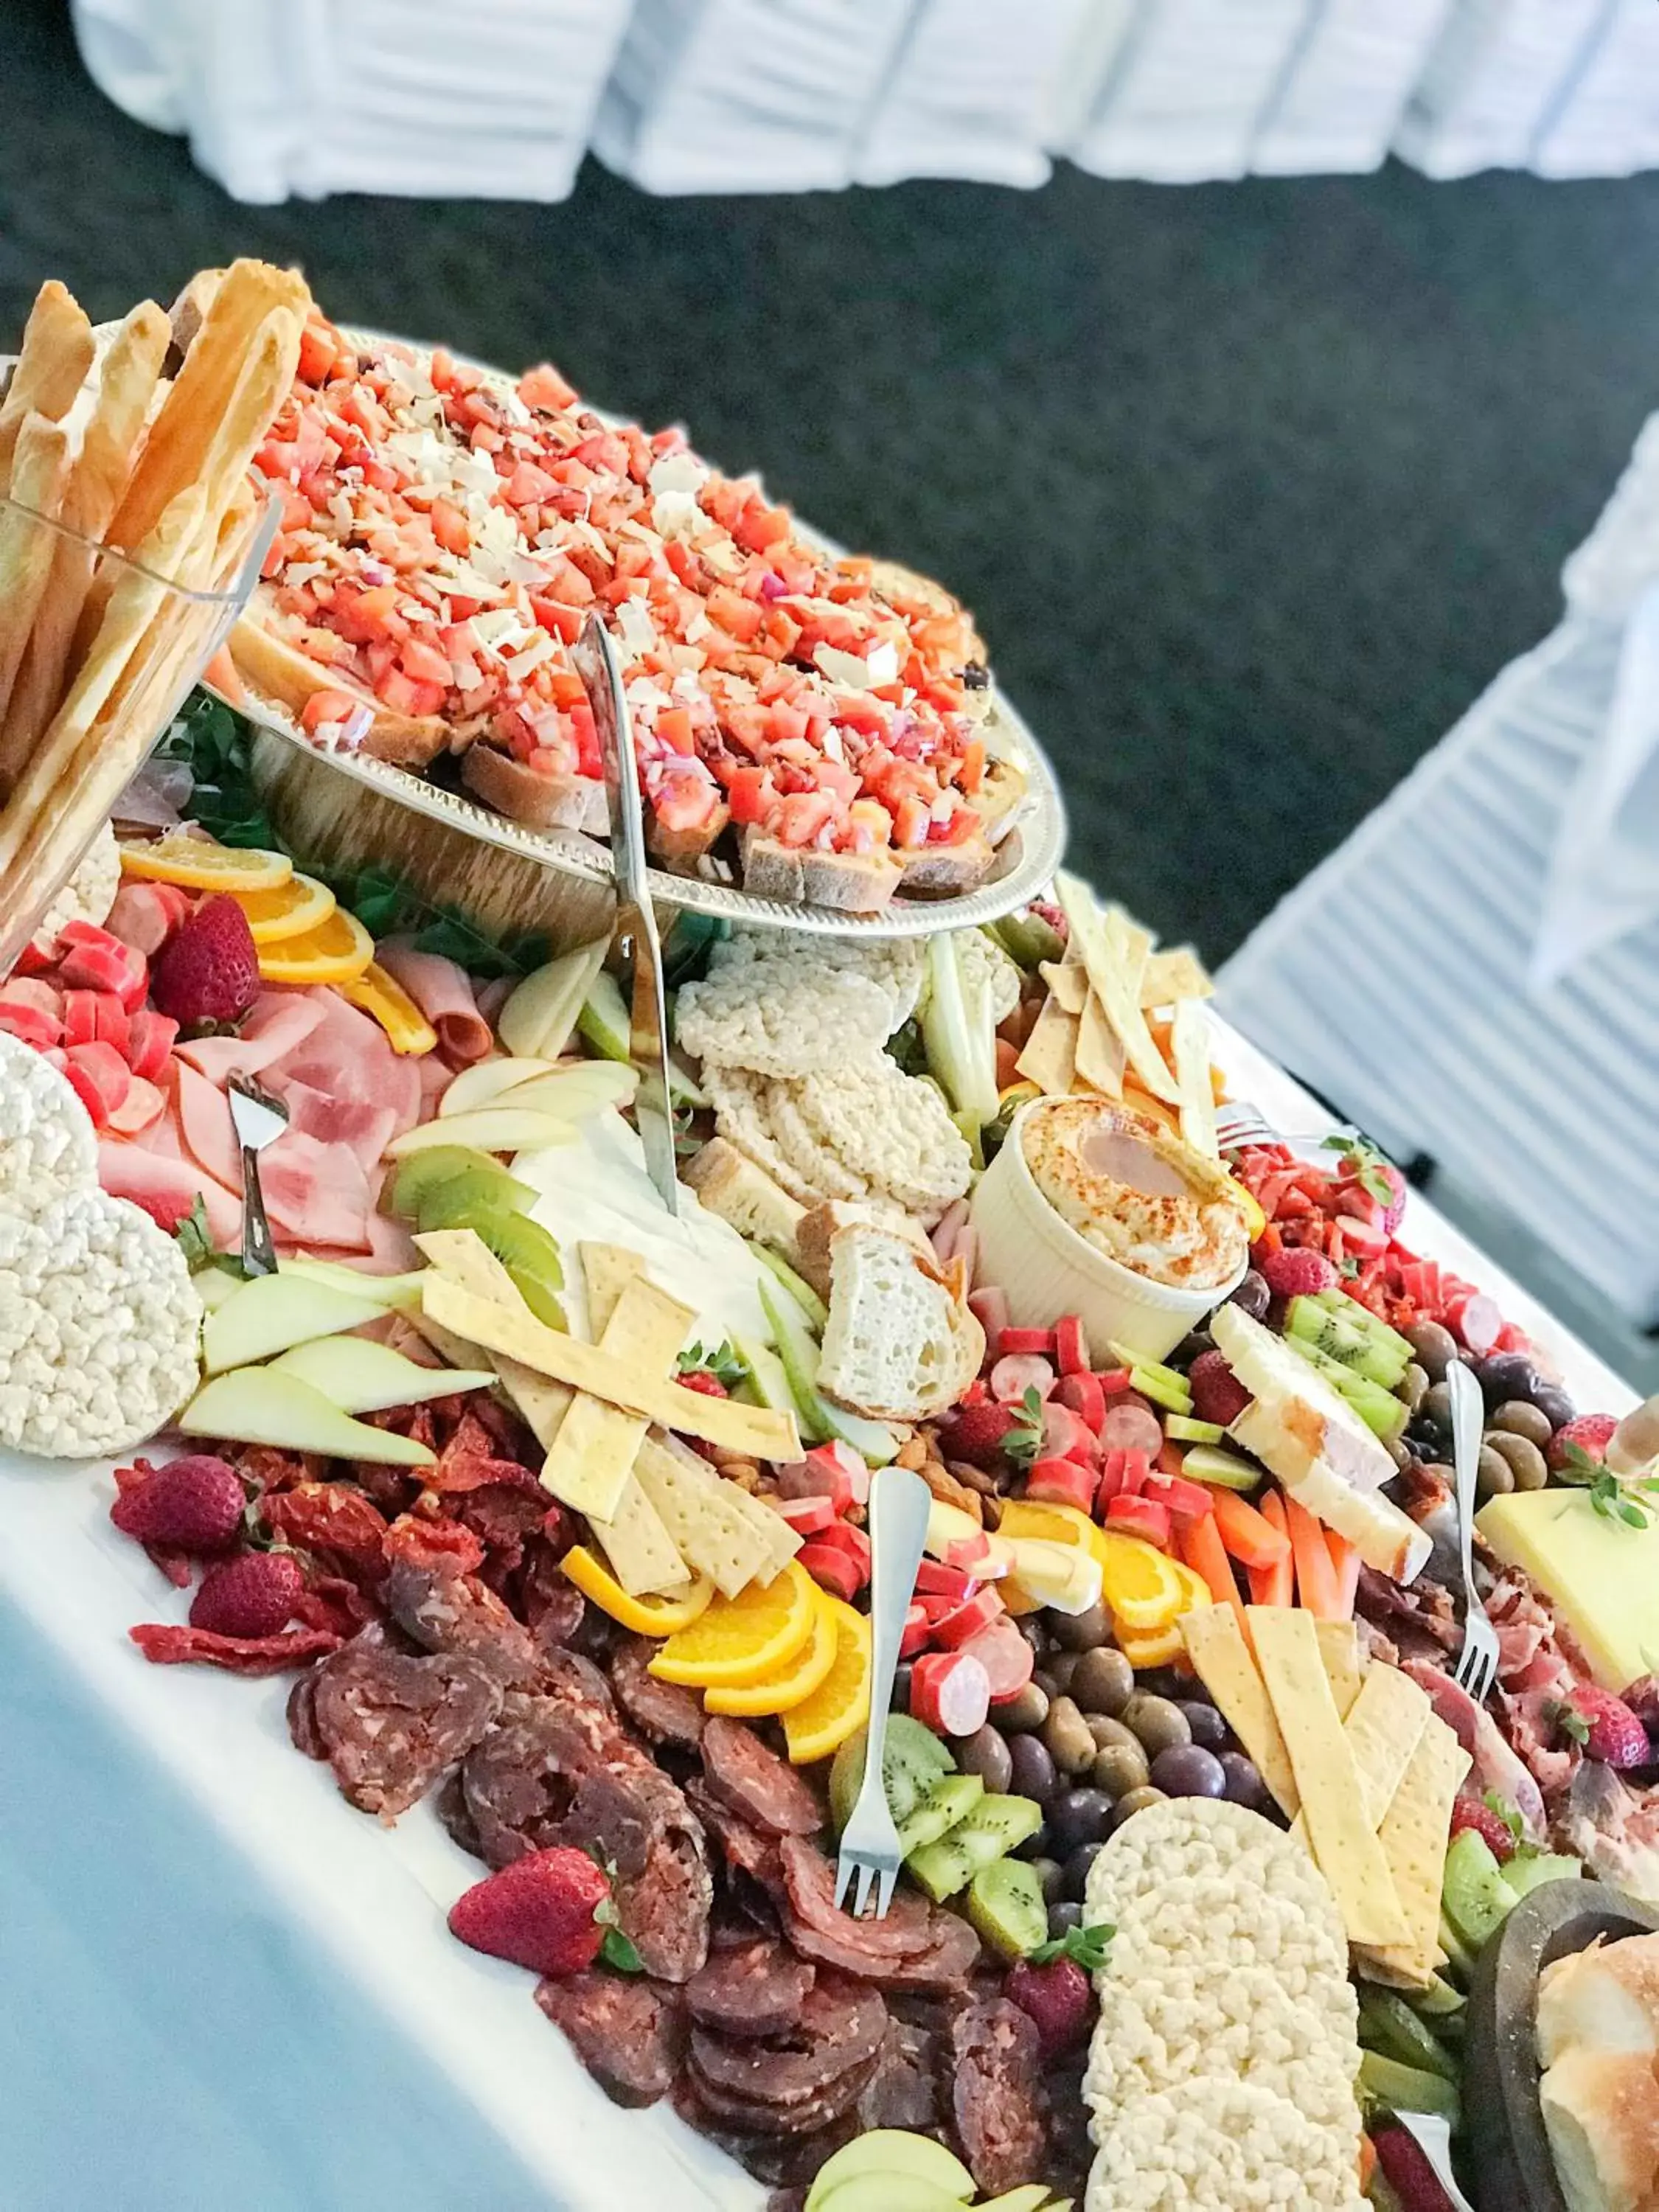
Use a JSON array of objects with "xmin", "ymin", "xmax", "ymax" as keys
[
  {"xmin": 1324, "ymin": 1137, "xmax": 1408, "ymax": 1234},
  {"xmin": 189, "ymin": 1551, "xmax": 305, "ymax": 1638},
  {"xmin": 941, "ymin": 1398, "xmax": 1018, "ymax": 1468},
  {"xmin": 1006, "ymin": 1923, "xmax": 1108, "ymax": 2053},
  {"xmin": 448, "ymin": 1847, "xmax": 619, "ymax": 1975},
  {"xmin": 1187, "ymin": 1349, "xmax": 1250, "ymax": 1428},
  {"xmin": 148, "ymin": 894, "xmax": 260, "ymax": 1028},
  {"xmin": 677, "ymin": 1369, "xmax": 728, "ymax": 1397},
  {"xmin": 1562, "ymin": 1686, "xmax": 1650, "ymax": 1770},
  {"xmin": 1258, "ymin": 1246, "xmax": 1338, "ymax": 1299},
  {"xmin": 1449, "ymin": 1794, "xmax": 1517, "ymax": 1863},
  {"xmin": 1548, "ymin": 1413, "xmax": 1618, "ymax": 1475},
  {"xmin": 111, "ymin": 1454, "xmax": 246, "ymax": 1552}
]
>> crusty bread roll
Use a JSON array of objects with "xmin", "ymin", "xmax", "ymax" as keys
[
  {"xmin": 1539, "ymin": 1936, "xmax": 1659, "ymax": 2067},
  {"xmin": 1537, "ymin": 2048, "xmax": 1659, "ymax": 2212},
  {"xmin": 815, "ymin": 1222, "xmax": 983, "ymax": 1422}
]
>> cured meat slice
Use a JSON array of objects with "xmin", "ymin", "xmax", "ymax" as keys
[
  {"xmin": 271, "ymin": 1075, "xmax": 397, "ymax": 1172},
  {"xmin": 98, "ymin": 1137, "xmax": 240, "ymax": 1242},
  {"xmin": 782, "ymin": 1906, "xmax": 981, "ymax": 1992},
  {"xmin": 858, "ymin": 2020, "xmax": 942, "ymax": 2132},
  {"xmin": 382, "ymin": 1559, "xmax": 544, "ymax": 1688},
  {"xmin": 173, "ymin": 990, "xmax": 326, "ymax": 1084},
  {"xmin": 375, "ymin": 939, "xmax": 492, "ymax": 1063},
  {"xmin": 686, "ymin": 1975, "xmax": 887, "ymax": 2137},
  {"xmin": 460, "ymin": 1690, "xmax": 620, "ymax": 1866},
  {"xmin": 259, "ymin": 1127, "xmax": 372, "ymax": 1249},
  {"xmin": 779, "ymin": 1835, "xmax": 936, "ymax": 1960},
  {"xmin": 302, "ymin": 1625, "xmax": 502, "ymax": 1818},
  {"xmin": 686, "ymin": 1778, "xmax": 783, "ymax": 1890},
  {"xmin": 950, "ymin": 1997, "xmax": 1046, "ymax": 2197},
  {"xmin": 624, "ymin": 1821, "xmax": 714, "ymax": 1985},
  {"xmin": 173, "ymin": 1058, "xmax": 241, "ymax": 1189},
  {"xmin": 686, "ymin": 1941, "xmax": 815, "ymax": 2040},
  {"xmin": 702, "ymin": 1718, "xmax": 822, "ymax": 1838},
  {"xmin": 611, "ymin": 1635, "xmax": 706, "ymax": 1749},
  {"xmin": 535, "ymin": 1972, "xmax": 684, "ymax": 2109}
]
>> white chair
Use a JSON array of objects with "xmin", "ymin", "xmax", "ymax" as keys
[
  {"xmin": 1067, "ymin": 0, "xmax": 1310, "ymax": 184},
  {"xmin": 1251, "ymin": 0, "xmax": 1456, "ymax": 176},
  {"xmin": 1394, "ymin": 0, "xmax": 1613, "ymax": 178},
  {"xmin": 1531, "ymin": 0, "xmax": 1659, "ymax": 180}
]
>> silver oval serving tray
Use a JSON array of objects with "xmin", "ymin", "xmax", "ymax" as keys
[{"xmin": 230, "ymin": 330, "xmax": 1066, "ymax": 942}]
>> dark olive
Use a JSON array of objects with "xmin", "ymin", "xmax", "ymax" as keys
[
  {"xmin": 1047, "ymin": 1899, "xmax": 1084, "ymax": 1940},
  {"xmin": 992, "ymin": 1683, "xmax": 1050, "ymax": 1736},
  {"xmin": 1121, "ymin": 1692, "xmax": 1192, "ymax": 1758},
  {"xmin": 1029, "ymin": 1854, "xmax": 1066, "ymax": 1907},
  {"xmin": 1007, "ymin": 1732, "xmax": 1059, "ymax": 1804},
  {"xmin": 1045, "ymin": 1649, "xmax": 1081, "ymax": 1695},
  {"xmin": 1419, "ymin": 1380, "xmax": 1453, "ymax": 1434},
  {"xmin": 1484, "ymin": 1430, "xmax": 1548, "ymax": 1492},
  {"xmin": 953, "ymin": 1725, "xmax": 1014, "ymax": 1795},
  {"xmin": 1071, "ymin": 1646, "xmax": 1135, "ymax": 1718},
  {"xmin": 1228, "ymin": 1270, "xmax": 1271, "ymax": 1322},
  {"xmin": 1064, "ymin": 1840, "xmax": 1107, "ymax": 1900},
  {"xmin": 1109, "ymin": 1785, "xmax": 1168, "ymax": 1832},
  {"xmin": 1051, "ymin": 1601, "xmax": 1111, "ymax": 1653},
  {"xmin": 1476, "ymin": 1352, "xmax": 1537, "ymax": 1408},
  {"xmin": 1475, "ymin": 1445, "xmax": 1514, "ymax": 1499},
  {"xmin": 1031, "ymin": 1669, "xmax": 1059, "ymax": 1703},
  {"xmin": 1405, "ymin": 1321, "xmax": 1458, "ymax": 1382},
  {"xmin": 891, "ymin": 1662, "xmax": 914, "ymax": 1714},
  {"xmin": 1218, "ymin": 1751, "xmax": 1267, "ymax": 1809},
  {"xmin": 1134, "ymin": 1668, "xmax": 1186, "ymax": 1702},
  {"xmin": 1399, "ymin": 1362, "xmax": 1430, "ymax": 1413},
  {"xmin": 1175, "ymin": 1700, "xmax": 1228, "ymax": 1753},
  {"xmin": 1041, "ymin": 1696, "xmax": 1099, "ymax": 1776},
  {"xmin": 1091, "ymin": 1741, "xmax": 1151, "ymax": 1799},
  {"xmin": 1491, "ymin": 1399, "xmax": 1553, "ymax": 1450},
  {"xmin": 1172, "ymin": 1331, "xmax": 1214, "ymax": 1366},
  {"xmin": 1048, "ymin": 1787, "xmax": 1116, "ymax": 1854},
  {"xmin": 1150, "ymin": 1743, "xmax": 1227, "ymax": 1799},
  {"xmin": 1533, "ymin": 1384, "xmax": 1576, "ymax": 1431},
  {"xmin": 1012, "ymin": 1820, "xmax": 1051, "ymax": 1861},
  {"xmin": 1015, "ymin": 1617, "xmax": 1051, "ymax": 1660}
]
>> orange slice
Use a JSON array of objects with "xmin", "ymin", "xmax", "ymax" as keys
[
  {"xmin": 703, "ymin": 1590, "xmax": 840, "ymax": 1717},
  {"xmin": 232, "ymin": 872, "xmax": 337, "ymax": 945},
  {"xmin": 560, "ymin": 1546, "xmax": 713, "ymax": 1637},
  {"xmin": 339, "ymin": 963, "xmax": 439, "ymax": 1056},
  {"xmin": 120, "ymin": 834, "xmax": 291, "ymax": 894},
  {"xmin": 257, "ymin": 906, "xmax": 375, "ymax": 986},
  {"xmin": 1116, "ymin": 1619, "xmax": 1188, "ymax": 1670},
  {"xmin": 649, "ymin": 1559, "xmax": 816, "ymax": 1689},
  {"xmin": 782, "ymin": 1598, "xmax": 872, "ymax": 1765},
  {"xmin": 1098, "ymin": 1530, "xmax": 1185, "ymax": 1633},
  {"xmin": 1166, "ymin": 1558, "xmax": 1213, "ymax": 1618}
]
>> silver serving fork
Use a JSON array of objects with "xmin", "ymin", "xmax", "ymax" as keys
[
  {"xmin": 571, "ymin": 611, "xmax": 678, "ymax": 1218},
  {"xmin": 1390, "ymin": 2110, "xmax": 1475, "ymax": 2212},
  {"xmin": 227, "ymin": 1073, "xmax": 288, "ymax": 1278},
  {"xmin": 834, "ymin": 1464, "xmax": 932, "ymax": 1920},
  {"xmin": 1447, "ymin": 1360, "xmax": 1501, "ymax": 1705}
]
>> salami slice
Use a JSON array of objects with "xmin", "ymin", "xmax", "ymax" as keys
[
  {"xmin": 702, "ymin": 1719, "xmax": 823, "ymax": 1838},
  {"xmin": 950, "ymin": 1997, "xmax": 1046, "ymax": 2196},
  {"xmin": 686, "ymin": 1941, "xmax": 815, "ymax": 2039},
  {"xmin": 536, "ymin": 1646, "xmax": 617, "ymax": 1714},
  {"xmin": 611, "ymin": 1636, "xmax": 706, "ymax": 1748},
  {"xmin": 779, "ymin": 1836, "xmax": 936, "ymax": 1960},
  {"xmin": 686, "ymin": 1778, "xmax": 785, "ymax": 1890},
  {"xmin": 383, "ymin": 1559, "xmax": 544, "ymax": 1688},
  {"xmin": 287, "ymin": 1669, "xmax": 325, "ymax": 1760},
  {"xmin": 689, "ymin": 1974, "xmax": 886, "ymax": 2112},
  {"xmin": 306, "ymin": 1624, "xmax": 503, "ymax": 1819},
  {"xmin": 783, "ymin": 1905, "xmax": 981, "ymax": 1992},
  {"xmin": 535, "ymin": 1972, "xmax": 684, "ymax": 2109},
  {"xmin": 858, "ymin": 2020, "xmax": 942, "ymax": 2132},
  {"xmin": 624, "ymin": 1823, "xmax": 713, "ymax": 1984}
]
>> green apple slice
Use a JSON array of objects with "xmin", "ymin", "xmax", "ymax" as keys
[
  {"xmin": 268, "ymin": 1335, "xmax": 495, "ymax": 1414},
  {"xmin": 491, "ymin": 1062, "xmax": 639, "ymax": 1121},
  {"xmin": 384, "ymin": 1107, "xmax": 575, "ymax": 1159},
  {"xmin": 279, "ymin": 1256, "xmax": 428, "ymax": 1312},
  {"xmin": 497, "ymin": 940, "xmax": 608, "ymax": 1059},
  {"xmin": 748, "ymin": 1240, "xmax": 829, "ymax": 1331},
  {"xmin": 804, "ymin": 2132, "xmax": 973, "ymax": 2212},
  {"xmin": 203, "ymin": 1273, "xmax": 392, "ymax": 1375},
  {"xmin": 178, "ymin": 1368, "xmax": 437, "ymax": 1464},
  {"xmin": 439, "ymin": 1057, "xmax": 557, "ymax": 1119}
]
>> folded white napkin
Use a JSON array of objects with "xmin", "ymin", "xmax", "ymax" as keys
[
  {"xmin": 1253, "ymin": 0, "xmax": 1455, "ymax": 176},
  {"xmin": 1531, "ymin": 0, "xmax": 1659, "ymax": 179},
  {"xmin": 1070, "ymin": 0, "xmax": 1310, "ymax": 183},
  {"xmin": 1395, "ymin": 0, "xmax": 1613, "ymax": 178},
  {"xmin": 855, "ymin": 0, "xmax": 1093, "ymax": 188}
]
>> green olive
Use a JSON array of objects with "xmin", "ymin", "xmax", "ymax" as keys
[
  {"xmin": 1475, "ymin": 1445, "xmax": 1514, "ymax": 1499},
  {"xmin": 1121, "ymin": 1692, "xmax": 1192, "ymax": 1759},
  {"xmin": 1485, "ymin": 1429, "xmax": 1548, "ymax": 1492},
  {"xmin": 1091, "ymin": 1740, "xmax": 1150, "ymax": 1799},
  {"xmin": 1071, "ymin": 1646, "xmax": 1135, "ymax": 1718},
  {"xmin": 1040, "ymin": 1695, "xmax": 1098, "ymax": 1776}
]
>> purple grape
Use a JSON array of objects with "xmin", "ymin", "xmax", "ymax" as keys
[
  {"xmin": 1150, "ymin": 1744, "xmax": 1227, "ymax": 1799},
  {"xmin": 1218, "ymin": 1750, "xmax": 1267, "ymax": 1810},
  {"xmin": 1228, "ymin": 1270, "xmax": 1271, "ymax": 1322},
  {"xmin": 1175, "ymin": 1699, "xmax": 1228, "ymax": 1753}
]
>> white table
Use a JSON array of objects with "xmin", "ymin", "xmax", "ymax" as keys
[{"xmin": 0, "ymin": 1022, "xmax": 1632, "ymax": 2212}]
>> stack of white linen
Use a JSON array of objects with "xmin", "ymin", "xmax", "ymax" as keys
[
  {"xmin": 1394, "ymin": 0, "xmax": 1613, "ymax": 178},
  {"xmin": 1531, "ymin": 0, "xmax": 1659, "ymax": 179},
  {"xmin": 1251, "ymin": 0, "xmax": 1456, "ymax": 176},
  {"xmin": 1066, "ymin": 0, "xmax": 1310, "ymax": 183}
]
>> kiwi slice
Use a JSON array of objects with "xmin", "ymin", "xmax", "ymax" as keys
[
  {"xmin": 1285, "ymin": 1298, "xmax": 1407, "ymax": 1389},
  {"xmin": 967, "ymin": 1859, "xmax": 1048, "ymax": 1961},
  {"xmin": 830, "ymin": 1714, "xmax": 953, "ymax": 1834},
  {"xmin": 1284, "ymin": 1335, "xmax": 1408, "ymax": 1440},
  {"xmin": 414, "ymin": 1164, "xmax": 536, "ymax": 1234},
  {"xmin": 465, "ymin": 1206, "xmax": 567, "ymax": 1329},
  {"xmin": 895, "ymin": 1773, "xmax": 984, "ymax": 1857},
  {"xmin": 1310, "ymin": 1287, "xmax": 1416, "ymax": 1366},
  {"xmin": 388, "ymin": 1145, "xmax": 509, "ymax": 1221},
  {"xmin": 906, "ymin": 1793, "xmax": 1043, "ymax": 1902}
]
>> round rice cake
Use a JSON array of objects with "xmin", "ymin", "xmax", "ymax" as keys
[
  {"xmin": 1085, "ymin": 1798, "xmax": 1345, "ymax": 1953},
  {"xmin": 675, "ymin": 960, "xmax": 894, "ymax": 1079},
  {"xmin": 703, "ymin": 1064, "xmax": 827, "ymax": 1206},
  {"xmin": 1086, "ymin": 2078, "xmax": 1368, "ymax": 2212},
  {"xmin": 788, "ymin": 1054, "xmax": 971, "ymax": 1220},
  {"xmin": 1096, "ymin": 1873, "xmax": 1349, "ymax": 1986},
  {"xmin": 0, "ymin": 1032, "xmax": 98, "ymax": 1220},
  {"xmin": 709, "ymin": 928, "xmax": 925, "ymax": 1032},
  {"xmin": 1085, "ymin": 1963, "xmax": 1360, "ymax": 2134},
  {"xmin": 763, "ymin": 1078, "xmax": 873, "ymax": 1205}
]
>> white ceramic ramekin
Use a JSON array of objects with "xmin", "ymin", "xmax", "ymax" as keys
[{"xmin": 969, "ymin": 1100, "xmax": 1247, "ymax": 1363}]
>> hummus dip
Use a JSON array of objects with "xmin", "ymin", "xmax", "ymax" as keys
[{"xmin": 1020, "ymin": 1098, "xmax": 1249, "ymax": 1290}]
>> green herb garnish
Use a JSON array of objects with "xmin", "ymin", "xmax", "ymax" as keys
[
  {"xmin": 1321, "ymin": 1134, "xmax": 1398, "ymax": 1210},
  {"xmin": 1004, "ymin": 1385, "xmax": 1046, "ymax": 1472},
  {"xmin": 1031, "ymin": 1921, "xmax": 1113, "ymax": 1971},
  {"xmin": 678, "ymin": 1340, "xmax": 749, "ymax": 1391}
]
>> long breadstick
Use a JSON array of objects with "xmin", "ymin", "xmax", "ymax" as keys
[
  {"xmin": 0, "ymin": 415, "xmax": 72, "ymax": 742},
  {"xmin": 1, "ymin": 302, "xmax": 171, "ymax": 785},
  {"xmin": 106, "ymin": 260, "xmax": 308, "ymax": 554},
  {"xmin": 0, "ymin": 281, "xmax": 94, "ymax": 493}
]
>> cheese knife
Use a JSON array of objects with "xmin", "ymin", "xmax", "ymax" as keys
[{"xmin": 571, "ymin": 611, "xmax": 678, "ymax": 1219}]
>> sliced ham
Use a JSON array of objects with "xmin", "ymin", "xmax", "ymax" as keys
[
  {"xmin": 259, "ymin": 1130, "xmax": 372, "ymax": 1251},
  {"xmin": 271, "ymin": 1076, "xmax": 397, "ymax": 1175},
  {"xmin": 128, "ymin": 1105, "xmax": 186, "ymax": 1161},
  {"xmin": 175, "ymin": 990, "xmax": 328, "ymax": 1084},
  {"xmin": 99, "ymin": 1140, "xmax": 240, "ymax": 1245},
  {"xmin": 376, "ymin": 939, "xmax": 493, "ymax": 1064},
  {"xmin": 417, "ymin": 1053, "xmax": 455, "ymax": 1116},
  {"xmin": 174, "ymin": 1059, "xmax": 244, "ymax": 1192},
  {"xmin": 105, "ymin": 1077, "xmax": 167, "ymax": 1137}
]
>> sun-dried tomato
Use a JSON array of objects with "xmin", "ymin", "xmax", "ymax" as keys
[
  {"xmin": 295, "ymin": 1575, "xmax": 379, "ymax": 1639},
  {"xmin": 382, "ymin": 1512, "xmax": 485, "ymax": 1576},
  {"xmin": 130, "ymin": 1623, "xmax": 341, "ymax": 1674},
  {"xmin": 453, "ymin": 1482, "xmax": 548, "ymax": 1581},
  {"xmin": 260, "ymin": 1483, "xmax": 389, "ymax": 1585},
  {"xmin": 234, "ymin": 1445, "xmax": 327, "ymax": 1495},
  {"xmin": 144, "ymin": 1542, "xmax": 194, "ymax": 1590}
]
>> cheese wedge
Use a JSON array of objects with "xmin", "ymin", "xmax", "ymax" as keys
[{"xmin": 1478, "ymin": 1488, "xmax": 1659, "ymax": 1692}]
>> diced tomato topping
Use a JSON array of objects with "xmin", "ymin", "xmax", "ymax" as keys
[
  {"xmin": 296, "ymin": 320, "xmax": 340, "ymax": 386},
  {"xmin": 428, "ymin": 497, "xmax": 470, "ymax": 554},
  {"xmin": 893, "ymin": 794, "xmax": 932, "ymax": 849},
  {"xmin": 776, "ymin": 792, "xmax": 836, "ymax": 847},
  {"xmin": 518, "ymin": 363, "xmax": 578, "ymax": 412},
  {"xmin": 375, "ymin": 666, "xmax": 444, "ymax": 717},
  {"xmin": 653, "ymin": 776, "xmax": 719, "ymax": 834},
  {"xmin": 400, "ymin": 637, "xmax": 454, "ymax": 689},
  {"xmin": 568, "ymin": 700, "xmax": 602, "ymax": 780},
  {"xmin": 724, "ymin": 765, "xmax": 774, "ymax": 825},
  {"xmin": 655, "ymin": 706, "xmax": 695, "ymax": 757}
]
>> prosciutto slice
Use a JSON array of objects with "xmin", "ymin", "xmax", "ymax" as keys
[
  {"xmin": 376, "ymin": 939, "xmax": 492, "ymax": 1064},
  {"xmin": 174, "ymin": 1059, "xmax": 243, "ymax": 1192},
  {"xmin": 259, "ymin": 1128, "xmax": 372, "ymax": 1250},
  {"xmin": 98, "ymin": 1139, "xmax": 240, "ymax": 1245}
]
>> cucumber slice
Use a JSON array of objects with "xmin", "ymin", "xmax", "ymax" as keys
[
  {"xmin": 759, "ymin": 1279, "xmax": 901, "ymax": 1464},
  {"xmin": 1129, "ymin": 1365, "xmax": 1194, "ymax": 1416},
  {"xmin": 1357, "ymin": 1989, "xmax": 1459, "ymax": 2082},
  {"xmin": 1179, "ymin": 1443, "xmax": 1263, "ymax": 1491},
  {"xmin": 1357, "ymin": 2049, "xmax": 1461, "ymax": 2131},
  {"xmin": 1503, "ymin": 1851, "xmax": 1582, "ymax": 1900},
  {"xmin": 1164, "ymin": 1414, "xmax": 1225, "ymax": 1444},
  {"xmin": 748, "ymin": 1239, "xmax": 830, "ymax": 1332},
  {"xmin": 1436, "ymin": 1907, "xmax": 1475, "ymax": 1986},
  {"xmin": 1410, "ymin": 1973, "xmax": 1467, "ymax": 2020}
]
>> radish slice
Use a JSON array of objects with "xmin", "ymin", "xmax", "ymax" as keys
[
  {"xmin": 910, "ymin": 1650, "xmax": 990, "ymax": 1736},
  {"xmin": 1099, "ymin": 1400, "xmax": 1164, "ymax": 1458},
  {"xmin": 990, "ymin": 1352, "xmax": 1054, "ymax": 1405},
  {"xmin": 968, "ymin": 1285, "xmax": 1009, "ymax": 1364},
  {"xmin": 1054, "ymin": 1314, "xmax": 1091, "ymax": 1374}
]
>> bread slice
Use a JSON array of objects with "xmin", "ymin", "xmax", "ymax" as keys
[
  {"xmin": 897, "ymin": 829, "xmax": 997, "ymax": 896},
  {"xmin": 230, "ymin": 608, "xmax": 449, "ymax": 769},
  {"xmin": 461, "ymin": 743, "xmax": 610, "ymax": 833},
  {"xmin": 681, "ymin": 1137, "xmax": 806, "ymax": 1262},
  {"xmin": 816, "ymin": 1223, "xmax": 984, "ymax": 1423},
  {"xmin": 1538, "ymin": 1936, "xmax": 1659, "ymax": 2066},
  {"xmin": 740, "ymin": 830, "xmax": 902, "ymax": 913},
  {"xmin": 1538, "ymin": 2046, "xmax": 1659, "ymax": 2212},
  {"xmin": 795, "ymin": 1197, "xmax": 931, "ymax": 1299},
  {"xmin": 647, "ymin": 801, "xmax": 730, "ymax": 868}
]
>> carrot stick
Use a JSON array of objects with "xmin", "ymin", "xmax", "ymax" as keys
[
  {"xmin": 1248, "ymin": 1488, "xmax": 1295, "ymax": 1607},
  {"xmin": 1284, "ymin": 1492, "xmax": 1342, "ymax": 1619},
  {"xmin": 1209, "ymin": 1487, "xmax": 1293, "ymax": 1573},
  {"xmin": 1180, "ymin": 1512, "xmax": 1248, "ymax": 1633},
  {"xmin": 1326, "ymin": 1523, "xmax": 1362, "ymax": 1618}
]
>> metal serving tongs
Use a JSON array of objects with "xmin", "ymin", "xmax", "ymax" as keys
[{"xmin": 571, "ymin": 611, "xmax": 678, "ymax": 1217}]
